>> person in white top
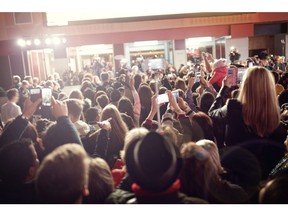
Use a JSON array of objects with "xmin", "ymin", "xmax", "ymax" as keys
[{"xmin": 1, "ymin": 88, "xmax": 22, "ymax": 125}]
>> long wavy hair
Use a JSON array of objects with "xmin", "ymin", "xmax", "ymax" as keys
[
  {"xmin": 100, "ymin": 104, "xmax": 128, "ymax": 147},
  {"xmin": 238, "ymin": 66, "xmax": 280, "ymax": 137}
]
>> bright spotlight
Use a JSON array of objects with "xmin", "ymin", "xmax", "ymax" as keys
[
  {"xmin": 52, "ymin": 37, "xmax": 61, "ymax": 45},
  {"xmin": 17, "ymin": 39, "xmax": 26, "ymax": 47},
  {"xmin": 26, "ymin": 40, "xmax": 32, "ymax": 46},
  {"xmin": 34, "ymin": 39, "xmax": 41, "ymax": 46},
  {"xmin": 62, "ymin": 38, "xmax": 67, "ymax": 43}
]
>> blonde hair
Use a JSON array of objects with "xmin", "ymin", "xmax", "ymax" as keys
[
  {"xmin": 100, "ymin": 104, "xmax": 128, "ymax": 146},
  {"xmin": 121, "ymin": 127, "xmax": 149, "ymax": 163},
  {"xmin": 35, "ymin": 144, "xmax": 89, "ymax": 203},
  {"xmin": 196, "ymin": 139, "xmax": 224, "ymax": 174},
  {"xmin": 84, "ymin": 158, "xmax": 114, "ymax": 204},
  {"xmin": 180, "ymin": 142, "xmax": 218, "ymax": 198},
  {"xmin": 238, "ymin": 66, "xmax": 280, "ymax": 137}
]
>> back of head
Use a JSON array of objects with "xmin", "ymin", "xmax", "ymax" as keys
[
  {"xmin": 100, "ymin": 72, "xmax": 109, "ymax": 82},
  {"xmin": 190, "ymin": 112, "xmax": 214, "ymax": 142},
  {"xmin": 6, "ymin": 88, "xmax": 18, "ymax": 101},
  {"xmin": 179, "ymin": 142, "xmax": 215, "ymax": 197},
  {"xmin": 110, "ymin": 89, "xmax": 121, "ymax": 103},
  {"xmin": 35, "ymin": 144, "xmax": 89, "ymax": 204},
  {"xmin": 83, "ymin": 158, "xmax": 114, "ymax": 204},
  {"xmin": 96, "ymin": 94, "xmax": 109, "ymax": 109},
  {"xmin": 118, "ymin": 97, "xmax": 134, "ymax": 119},
  {"xmin": 66, "ymin": 99, "xmax": 84, "ymax": 120},
  {"xmin": 238, "ymin": 66, "xmax": 280, "ymax": 137},
  {"xmin": 199, "ymin": 92, "xmax": 215, "ymax": 114},
  {"xmin": 138, "ymin": 85, "xmax": 152, "ymax": 108},
  {"xmin": 69, "ymin": 89, "xmax": 84, "ymax": 100},
  {"xmin": 122, "ymin": 127, "xmax": 149, "ymax": 163},
  {"xmin": 100, "ymin": 104, "xmax": 128, "ymax": 141},
  {"xmin": 0, "ymin": 139, "xmax": 37, "ymax": 184},
  {"xmin": 125, "ymin": 131, "xmax": 182, "ymax": 192},
  {"xmin": 85, "ymin": 107, "xmax": 99, "ymax": 124}
]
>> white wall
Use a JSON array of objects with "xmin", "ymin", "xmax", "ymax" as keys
[
  {"xmin": 51, "ymin": 58, "xmax": 69, "ymax": 77},
  {"xmin": 173, "ymin": 50, "xmax": 187, "ymax": 69},
  {"xmin": 225, "ymin": 37, "xmax": 249, "ymax": 63}
]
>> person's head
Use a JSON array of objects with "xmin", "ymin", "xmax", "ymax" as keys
[
  {"xmin": 33, "ymin": 77, "xmax": 39, "ymax": 86},
  {"xmin": 0, "ymin": 139, "xmax": 39, "ymax": 184},
  {"xmin": 44, "ymin": 80, "xmax": 53, "ymax": 89},
  {"xmin": 21, "ymin": 80, "xmax": 29, "ymax": 89},
  {"xmin": 110, "ymin": 89, "xmax": 121, "ymax": 104},
  {"xmin": 134, "ymin": 74, "xmax": 142, "ymax": 90},
  {"xmin": 35, "ymin": 144, "xmax": 90, "ymax": 204},
  {"xmin": 83, "ymin": 158, "xmax": 114, "ymax": 204},
  {"xmin": 57, "ymin": 92, "xmax": 68, "ymax": 101},
  {"xmin": 3, "ymin": 119, "xmax": 38, "ymax": 145},
  {"xmin": 190, "ymin": 111, "xmax": 215, "ymax": 142},
  {"xmin": 83, "ymin": 88, "xmax": 96, "ymax": 106},
  {"xmin": 66, "ymin": 99, "xmax": 84, "ymax": 122},
  {"xmin": 125, "ymin": 131, "xmax": 182, "ymax": 192},
  {"xmin": 196, "ymin": 139, "xmax": 223, "ymax": 174},
  {"xmin": 6, "ymin": 88, "xmax": 19, "ymax": 103},
  {"xmin": 238, "ymin": 66, "xmax": 280, "ymax": 137},
  {"xmin": 179, "ymin": 142, "xmax": 218, "ymax": 198},
  {"xmin": 138, "ymin": 85, "xmax": 152, "ymax": 108},
  {"xmin": 35, "ymin": 118, "xmax": 53, "ymax": 139},
  {"xmin": 24, "ymin": 76, "xmax": 33, "ymax": 84},
  {"xmin": 69, "ymin": 89, "xmax": 84, "ymax": 101},
  {"xmin": 13, "ymin": 75, "xmax": 21, "ymax": 85},
  {"xmin": 231, "ymin": 89, "xmax": 240, "ymax": 99},
  {"xmin": 118, "ymin": 97, "xmax": 135, "ymax": 121},
  {"xmin": 199, "ymin": 92, "xmax": 215, "ymax": 114},
  {"xmin": 100, "ymin": 72, "xmax": 109, "ymax": 83},
  {"xmin": 85, "ymin": 107, "xmax": 100, "ymax": 124},
  {"xmin": 259, "ymin": 175, "xmax": 288, "ymax": 204},
  {"xmin": 96, "ymin": 94, "xmax": 109, "ymax": 109},
  {"xmin": 121, "ymin": 127, "xmax": 149, "ymax": 164},
  {"xmin": 175, "ymin": 78, "xmax": 187, "ymax": 92},
  {"xmin": 100, "ymin": 104, "xmax": 128, "ymax": 142}
]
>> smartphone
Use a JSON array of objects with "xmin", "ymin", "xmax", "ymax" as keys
[
  {"xmin": 237, "ymin": 68, "xmax": 246, "ymax": 84},
  {"xmin": 157, "ymin": 93, "xmax": 169, "ymax": 104},
  {"xmin": 172, "ymin": 90, "xmax": 179, "ymax": 102},
  {"xmin": 41, "ymin": 88, "xmax": 52, "ymax": 106},
  {"xmin": 30, "ymin": 88, "xmax": 41, "ymax": 102},
  {"xmin": 227, "ymin": 68, "xmax": 238, "ymax": 86}
]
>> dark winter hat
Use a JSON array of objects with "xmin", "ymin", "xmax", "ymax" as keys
[{"xmin": 125, "ymin": 131, "xmax": 182, "ymax": 192}]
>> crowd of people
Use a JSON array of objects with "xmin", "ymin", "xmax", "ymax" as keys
[{"xmin": 0, "ymin": 51, "xmax": 288, "ymax": 204}]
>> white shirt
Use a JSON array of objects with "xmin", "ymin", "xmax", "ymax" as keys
[{"xmin": 1, "ymin": 101, "xmax": 22, "ymax": 125}]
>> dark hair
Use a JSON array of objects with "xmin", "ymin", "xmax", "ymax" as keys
[
  {"xmin": 100, "ymin": 72, "xmax": 109, "ymax": 82},
  {"xmin": 134, "ymin": 74, "xmax": 142, "ymax": 90},
  {"xmin": 110, "ymin": 89, "xmax": 121, "ymax": 103},
  {"xmin": 121, "ymin": 113, "xmax": 135, "ymax": 130},
  {"xmin": 272, "ymin": 71, "xmax": 280, "ymax": 84},
  {"xmin": 190, "ymin": 112, "xmax": 215, "ymax": 142},
  {"xmin": 85, "ymin": 107, "xmax": 99, "ymax": 124},
  {"xmin": 97, "ymin": 94, "xmax": 109, "ymax": 109},
  {"xmin": 118, "ymin": 97, "xmax": 135, "ymax": 122},
  {"xmin": 199, "ymin": 92, "xmax": 215, "ymax": 114},
  {"xmin": 138, "ymin": 85, "xmax": 152, "ymax": 109},
  {"xmin": 0, "ymin": 139, "xmax": 35, "ymax": 184},
  {"xmin": 35, "ymin": 118, "xmax": 53, "ymax": 139},
  {"xmin": 6, "ymin": 88, "xmax": 19, "ymax": 100}
]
